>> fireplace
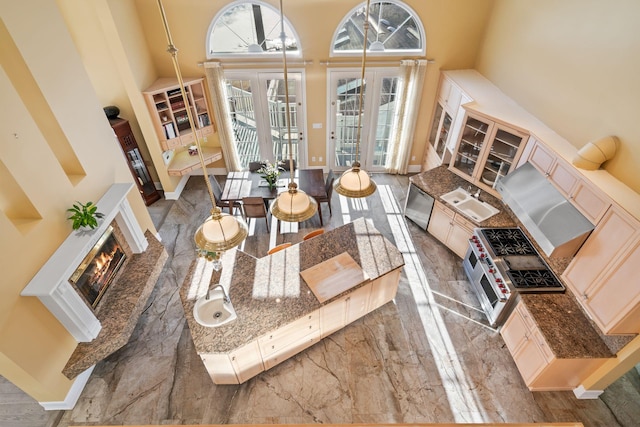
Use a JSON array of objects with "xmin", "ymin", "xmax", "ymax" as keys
[
  {"xmin": 22, "ymin": 183, "xmax": 149, "ymax": 342},
  {"xmin": 69, "ymin": 226, "xmax": 127, "ymax": 309}
]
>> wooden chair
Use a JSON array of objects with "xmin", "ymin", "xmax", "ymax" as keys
[
  {"xmin": 279, "ymin": 158, "xmax": 296, "ymax": 171},
  {"xmin": 242, "ymin": 197, "xmax": 270, "ymax": 232},
  {"xmin": 249, "ymin": 161, "xmax": 265, "ymax": 172},
  {"xmin": 267, "ymin": 242, "xmax": 292, "ymax": 255},
  {"xmin": 314, "ymin": 169, "xmax": 335, "ymax": 226},
  {"xmin": 303, "ymin": 229, "xmax": 325, "ymax": 241},
  {"xmin": 210, "ymin": 175, "xmax": 241, "ymax": 215}
]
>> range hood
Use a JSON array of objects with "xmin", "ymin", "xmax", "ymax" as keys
[{"xmin": 495, "ymin": 163, "xmax": 594, "ymax": 258}]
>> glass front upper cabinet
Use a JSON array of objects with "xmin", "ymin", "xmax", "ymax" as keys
[
  {"xmin": 428, "ymin": 103, "xmax": 453, "ymax": 165},
  {"xmin": 450, "ymin": 112, "xmax": 528, "ymax": 194}
]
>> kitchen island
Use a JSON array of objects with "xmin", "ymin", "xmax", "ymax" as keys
[{"xmin": 179, "ymin": 218, "xmax": 405, "ymax": 384}]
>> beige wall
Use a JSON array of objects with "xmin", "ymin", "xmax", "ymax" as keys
[
  {"xmin": 0, "ymin": 0, "xmax": 156, "ymax": 401},
  {"xmin": 131, "ymin": 0, "xmax": 493, "ymax": 175},
  {"xmin": 476, "ymin": 0, "xmax": 640, "ymax": 193}
]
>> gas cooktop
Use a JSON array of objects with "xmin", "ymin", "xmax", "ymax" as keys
[{"xmin": 478, "ymin": 227, "xmax": 564, "ymax": 292}]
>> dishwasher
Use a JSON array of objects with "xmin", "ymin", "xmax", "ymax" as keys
[{"xmin": 404, "ymin": 183, "xmax": 435, "ymax": 230}]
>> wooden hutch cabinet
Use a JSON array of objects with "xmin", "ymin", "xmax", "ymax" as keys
[{"xmin": 110, "ymin": 118, "xmax": 161, "ymax": 206}]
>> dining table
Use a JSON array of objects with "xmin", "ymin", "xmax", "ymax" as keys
[{"xmin": 220, "ymin": 168, "xmax": 328, "ymax": 225}]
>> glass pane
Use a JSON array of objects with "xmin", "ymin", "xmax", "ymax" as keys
[
  {"xmin": 265, "ymin": 79, "xmax": 298, "ymax": 164},
  {"xmin": 333, "ymin": 1, "xmax": 422, "ymax": 52},
  {"xmin": 372, "ymin": 77, "xmax": 399, "ymax": 166},
  {"xmin": 453, "ymin": 117, "xmax": 488, "ymax": 177},
  {"xmin": 436, "ymin": 112, "xmax": 452, "ymax": 159},
  {"xmin": 226, "ymin": 79, "xmax": 259, "ymax": 169},
  {"xmin": 428, "ymin": 103, "xmax": 443, "ymax": 146},
  {"xmin": 210, "ymin": 4, "xmax": 298, "ymax": 54},
  {"xmin": 482, "ymin": 129, "xmax": 524, "ymax": 185},
  {"xmin": 334, "ymin": 78, "xmax": 366, "ymax": 167}
]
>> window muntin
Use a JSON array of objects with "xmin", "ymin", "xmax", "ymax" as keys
[
  {"xmin": 207, "ymin": 1, "xmax": 299, "ymax": 57},
  {"xmin": 331, "ymin": 1, "xmax": 424, "ymax": 55}
]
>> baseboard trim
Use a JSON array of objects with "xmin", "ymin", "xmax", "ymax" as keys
[
  {"xmin": 573, "ymin": 385, "xmax": 604, "ymax": 399},
  {"xmin": 39, "ymin": 365, "xmax": 95, "ymax": 410},
  {"xmin": 163, "ymin": 175, "xmax": 190, "ymax": 200}
]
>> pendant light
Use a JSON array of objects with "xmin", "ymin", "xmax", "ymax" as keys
[
  {"xmin": 157, "ymin": 0, "xmax": 247, "ymax": 261},
  {"xmin": 334, "ymin": 0, "xmax": 377, "ymax": 198},
  {"xmin": 270, "ymin": 0, "xmax": 318, "ymax": 223}
]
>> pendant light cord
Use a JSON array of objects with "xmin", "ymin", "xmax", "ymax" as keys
[
  {"xmin": 279, "ymin": 0, "xmax": 295, "ymax": 185},
  {"xmin": 157, "ymin": 0, "xmax": 218, "ymax": 215},
  {"xmin": 355, "ymin": 0, "xmax": 371, "ymax": 168}
]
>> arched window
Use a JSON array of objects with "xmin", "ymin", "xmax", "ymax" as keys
[
  {"xmin": 331, "ymin": 0, "xmax": 424, "ymax": 56},
  {"xmin": 206, "ymin": 1, "xmax": 300, "ymax": 58}
]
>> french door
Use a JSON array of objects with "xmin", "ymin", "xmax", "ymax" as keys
[
  {"xmin": 225, "ymin": 71, "xmax": 306, "ymax": 169},
  {"xmin": 328, "ymin": 68, "xmax": 400, "ymax": 172}
]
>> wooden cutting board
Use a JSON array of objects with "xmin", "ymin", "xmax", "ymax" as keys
[{"xmin": 300, "ymin": 252, "xmax": 369, "ymax": 303}]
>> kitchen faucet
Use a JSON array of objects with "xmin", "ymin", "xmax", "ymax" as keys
[
  {"xmin": 206, "ymin": 284, "xmax": 230, "ymax": 303},
  {"xmin": 468, "ymin": 185, "xmax": 481, "ymax": 199}
]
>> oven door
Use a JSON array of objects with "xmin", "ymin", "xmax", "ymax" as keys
[{"xmin": 463, "ymin": 244, "xmax": 507, "ymax": 327}]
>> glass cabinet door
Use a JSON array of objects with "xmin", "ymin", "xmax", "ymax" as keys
[
  {"xmin": 480, "ymin": 127, "xmax": 526, "ymax": 187},
  {"xmin": 435, "ymin": 111, "xmax": 453, "ymax": 160},
  {"xmin": 451, "ymin": 115, "xmax": 490, "ymax": 179},
  {"xmin": 428, "ymin": 103, "xmax": 444, "ymax": 147}
]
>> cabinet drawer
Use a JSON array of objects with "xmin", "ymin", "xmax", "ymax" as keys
[
  {"xmin": 258, "ymin": 311, "xmax": 320, "ymax": 357},
  {"xmin": 434, "ymin": 200, "xmax": 455, "ymax": 218},
  {"xmin": 263, "ymin": 329, "xmax": 321, "ymax": 370},
  {"xmin": 453, "ymin": 213, "xmax": 475, "ymax": 231}
]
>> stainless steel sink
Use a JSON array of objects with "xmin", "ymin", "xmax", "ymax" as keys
[
  {"xmin": 193, "ymin": 288, "xmax": 237, "ymax": 327},
  {"xmin": 440, "ymin": 187, "xmax": 500, "ymax": 222}
]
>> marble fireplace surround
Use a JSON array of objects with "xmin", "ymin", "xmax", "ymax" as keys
[{"xmin": 21, "ymin": 183, "xmax": 148, "ymax": 342}]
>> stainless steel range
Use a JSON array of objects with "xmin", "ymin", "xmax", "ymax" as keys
[{"xmin": 462, "ymin": 227, "xmax": 565, "ymax": 327}]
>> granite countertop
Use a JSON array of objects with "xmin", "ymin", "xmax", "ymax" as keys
[
  {"xmin": 409, "ymin": 165, "xmax": 516, "ymax": 228},
  {"xmin": 180, "ymin": 218, "xmax": 405, "ymax": 354},
  {"xmin": 520, "ymin": 293, "xmax": 615, "ymax": 359},
  {"xmin": 411, "ymin": 166, "xmax": 636, "ymax": 359}
]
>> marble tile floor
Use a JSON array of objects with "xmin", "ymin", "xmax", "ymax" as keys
[{"xmin": 2, "ymin": 173, "xmax": 640, "ymax": 427}]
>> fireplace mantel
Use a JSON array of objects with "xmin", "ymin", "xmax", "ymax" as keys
[{"xmin": 22, "ymin": 183, "xmax": 148, "ymax": 342}]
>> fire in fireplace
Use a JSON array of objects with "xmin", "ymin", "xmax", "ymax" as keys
[{"xmin": 69, "ymin": 225, "xmax": 127, "ymax": 308}]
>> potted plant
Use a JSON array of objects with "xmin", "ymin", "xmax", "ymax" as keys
[
  {"xmin": 257, "ymin": 161, "xmax": 283, "ymax": 190},
  {"xmin": 67, "ymin": 201, "xmax": 104, "ymax": 230}
]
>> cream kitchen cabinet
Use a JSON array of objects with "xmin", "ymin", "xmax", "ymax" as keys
[
  {"xmin": 427, "ymin": 200, "xmax": 475, "ymax": 259},
  {"xmin": 501, "ymin": 301, "xmax": 608, "ymax": 390},
  {"xmin": 450, "ymin": 112, "xmax": 528, "ymax": 196},
  {"xmin": 423, "ymin": 75, "xmax": 472, "ymax": 171},
  {"xmin": 563, "ymin": 206, "xmax": 640, "ymax": 334},
  {"xmin": 200, "ymin": 340, "xmax": 264, "ymax": 385},
  {"xmin": 526, "ymin": 140, "xmax": 611, "ymax": 224},
  {"xmin": 259, "ymin": 311, "xmax": 320, "ymax": 365},
  {"xmin": 320, "ymin": 282, "xmax": 372, "ymax": 338},
  {"xmin": 369, "ymin": 269, "xmax": 401, "ymax": 312}
]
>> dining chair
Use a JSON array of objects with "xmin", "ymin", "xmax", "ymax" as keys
[
  {"xmin": 242, "ymin": 197, "xmax": 270, "ymax": 232},
  {"xmin": 314, "ymin": 169, "xmax": 335, "ymax": 226},
  {"xmin": 267, "ymin": 242, "xmax": 292, "ymax": 255},
  {"xmin": 303, "ymin": 229, "xmax": 324, "ymax": 241},
  {"xmin": 279, "ymin": 158, "xmax": 296, "ymax": 171},
  {"xmin": 249, "ymin": 161, "xmax": 264, "ymax": 172},
  {"xmin": 210, "ymin": 175, "xmax": 241, "ymax": 215}
]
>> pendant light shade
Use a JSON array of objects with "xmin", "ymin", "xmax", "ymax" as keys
[
  {"xmin": 194, "ymin": 207, "xmax": 248, "ymax": 254},
  {"xmin": 334, "ymin": 0, "xmax": 376, "ymax": 199},
  {"xmin": 157, "ymin": 0, "xmax": 247, "ymax": 258},
  {"xmin": 271, "ymin": 182, "xmax": 318, "ymax": 222},
  {"xmin": 334, "ymin": 163, "xmax": 377, "ymax": 198},
  {"xmin": 270, "ymin": 0, "xmax": 317, "ymax": 223}
]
